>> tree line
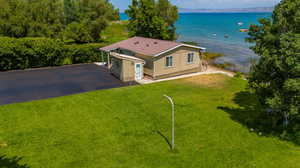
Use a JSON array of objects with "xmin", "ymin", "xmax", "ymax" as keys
[
  {"xmin": 0, "ymin": 0, "xmax": 119, "ymax": 43},
  {"xmin": 0, "ymin": 0, "xmax": 180, "ymax": 42},
  {"xmin": 0, "ymin": 0, "xmax": 180, "ymax": 71},
  {"xmin": 247, "ymin": 0, "xmax": 299, "ymax": 140}
]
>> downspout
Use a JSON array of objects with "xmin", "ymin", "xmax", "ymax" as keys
[
  {"xmin": 200, "ymin": 49, "xmax": 207, "ymax": 71},
  {"xmin": 199, "ymin": 49, "xmax": 204, "ymax": 71},
  {"xmin": 107, "ymin": 51, "xmax": 111, "ymax": 69}
]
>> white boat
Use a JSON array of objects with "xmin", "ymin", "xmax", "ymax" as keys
[{"xmin": 238, "ymin": 22, "xmax": 243, "ymax": 26}]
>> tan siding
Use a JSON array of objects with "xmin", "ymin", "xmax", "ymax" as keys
[
  {"xmin": 135, "ymin": 53, "xmax": 154, "ymax": 69},
  {"xmin": 121, "ymin": 60, "xmax": 135, "ymax": 82},
  {"xmin": 110, "ymin": 46, "xmax": 203, "ymax": 81},
  {"xmin": 144, "ymin": 67, "xmax": 153, "ymax": 76},
  {"xmin": 153, "ymin": 46, "xmax": 202, "ymax": 78},
  {"xmin": 110, "ymin": 52, "xmax": 146, "ymax": 82},
  {"xmin": 154, "ymin": 67, "xmax": 200, "ymax": 79},
  {"xmin": 134, "ymin": 53, "xmax": 154, "ymax": 76}
]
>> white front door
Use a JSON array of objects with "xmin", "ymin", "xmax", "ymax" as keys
[{"xmin": 135, "ymin": 63, "xmax": 142, "ymax": 80}]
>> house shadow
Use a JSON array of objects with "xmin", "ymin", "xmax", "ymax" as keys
[
  {"xmin": 0, "ymin": 155, "xmax": 30, "ymax": 168},
  {"xmin": 218, "ymin": 90, "xmax": 300, "ymax": 145}
]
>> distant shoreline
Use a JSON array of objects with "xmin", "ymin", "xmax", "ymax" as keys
[
  {"xmin": 178, "ymin": 12, "xmax": 272, "ymax": 14},
  {"xmin": 178, "ymin": 7, "xmax": 274, "ymax": 13},
  {"xmin": 120, "ymin": 12, "xmax": 272, "ymax": 15},
  {"xmin": 120, "ymin": 7, "xmax": 274, "ymax": 14}
]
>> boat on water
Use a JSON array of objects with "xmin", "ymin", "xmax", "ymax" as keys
[
  {"xmin": 239, "ymin": 29, "xmax": 249, "ymax": 32},
  {"xmin": 238, "ymin": 22, "xmax": 243, "ymax": 26}
]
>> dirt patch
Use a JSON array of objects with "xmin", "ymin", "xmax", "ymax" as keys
[{"xmin": 180, "ymin": 74, "xmax": 228, "ymax": 88}]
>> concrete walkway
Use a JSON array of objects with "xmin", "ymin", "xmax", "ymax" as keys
[{"xmin": 137, "ymin": 66, "xmax": 235, "ymax": 84}]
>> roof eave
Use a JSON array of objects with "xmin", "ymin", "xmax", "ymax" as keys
[
  {"xmin": 153, "ymin": 44, "xmax": 206, "ymax": 57},
  {"xmin": 110, "ymin": 52, "xmax": 145, "ymax": 63}
]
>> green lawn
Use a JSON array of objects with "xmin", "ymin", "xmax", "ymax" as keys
[
  {"xmin": 100, "ymin": 21, "xmax": 129, "ymax": 44},
  {"xmin": 0, "ymin": 74, "xmax": 299, "ymax": 168}
]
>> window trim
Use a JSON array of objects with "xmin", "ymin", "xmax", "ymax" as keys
[
  {"xmin": 187, "ymin": 53, "xmax": 194, "ymax": 64},
  {"xmin": 165, "ymin": 56, "xmax": 173, "ymax": 67}
]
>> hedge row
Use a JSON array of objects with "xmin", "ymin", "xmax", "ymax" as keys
[{"xmin": 0, "ymin": 37, "xmax": 107, "ymax": 71}]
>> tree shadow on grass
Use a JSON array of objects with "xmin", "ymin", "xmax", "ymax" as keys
[
  {"xmin": 0, "ymin": 155, "xmax": 30, "ymax": 168},
  {"xmin": 217, "ymin": 90, "xmax": 300, "ymax": 145},
  {"xmin": 218, "ymin": 91, "xmax": 266, "ymax": 131}
]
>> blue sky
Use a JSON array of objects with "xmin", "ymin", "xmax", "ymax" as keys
[{"xmin": 110, "ymin": 0, "xmax": 281, "ymax": 11}]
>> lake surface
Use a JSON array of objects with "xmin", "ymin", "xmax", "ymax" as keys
[{"xmin": 120, "ymin": 13, "xmax": 272, "ymax": 72}]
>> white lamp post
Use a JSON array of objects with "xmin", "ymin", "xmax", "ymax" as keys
[{"xmin": 164, "ymin": 95, "xmax": 175, "ymax": 150}]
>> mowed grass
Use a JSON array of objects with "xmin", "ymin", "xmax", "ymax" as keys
[
  {"xmin": 0, "ymin": 74, "xmax": 299, "ymax": 168},
  {"xmin": 100, "ymin": 21, "xmax": 129, "ymax": 44}
]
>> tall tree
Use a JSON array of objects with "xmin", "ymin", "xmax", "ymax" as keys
[
  {"xmin": 0, "ymin": 0, "xmax": 29, "ymax": 37},
  {"xmin": 63, "ymin": 0, "xmax": 118, "ymax": 43},
  {"xmin": 246, "ymin": 0, "xmax": 300, "ymax": 128},
  {"xmin": 0, "ymin": 0, "xmax": 119, "ymax": 42},
  {"xmin": 0, "ymin": 0, "xmax": 64, "ymax": 38},
  {"xmin": 64, "ymin": 0, "xmax": 77, "ymax": 25},
  {"xmin": 126, "ymin": 0, "xmax": 178, "ymax": 40},
  {"xmin": 156, "ymin": 0, "xmax": 178, "ymax": 40}
]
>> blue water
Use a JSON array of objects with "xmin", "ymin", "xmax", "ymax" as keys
[{"xmin": 120, "ymin": 13, "xmax": 272, "ymax": 72}]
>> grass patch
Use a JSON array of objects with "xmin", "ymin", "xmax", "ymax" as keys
[
  {"xmin": 203, "ymin": 52, "xmax": 224, "ymax": 60},
  {"xmin": 100, "ymin": 21, "xmax": 129, "ymax": 44},
  {"xmin": 177, "ymin": 74, "xmax": 228, "ymax": 88},
  {"xmin": 0, "ymin": 74, "xmax": 299, "ymax": 167}
]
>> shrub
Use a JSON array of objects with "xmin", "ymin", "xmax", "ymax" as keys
[
  {"xmin": 234, "ymin": 72, "xmax": 243, "ymax": 78},
  {"xmin": 62, "ymin": 57, "xmax": 73, "ymax": 65},
  {"xmin": 0, "ymin": 37, "xmax": 107, "ymax": 71},
  {"xmin": 64, "ymin": 43, "xmax": 107, "ymax": 64},
  {"xmin": 203, "ymin": 52, "xmax": 224, "ymax": 60},
  {"xmin": 0, "ymin": 37, "xmax": 64, "ymax": 70}
]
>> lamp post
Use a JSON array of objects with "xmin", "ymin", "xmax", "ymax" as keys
[{"xmin": 164, "ymin": 95, "xmax": 175, "ymax": 150}]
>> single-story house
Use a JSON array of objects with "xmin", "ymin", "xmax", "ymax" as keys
[{"xmin": 99, "ymin": 36, "xmax": 206, "ymax": 82}]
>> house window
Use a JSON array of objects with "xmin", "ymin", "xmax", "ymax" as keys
[
  {"xmin": 187, "ymin": 53, "xmax": 194, "ymax": 63},
  {"xmin": 166, "ymin": 56, "xmax": 173, "ymax": 67}
]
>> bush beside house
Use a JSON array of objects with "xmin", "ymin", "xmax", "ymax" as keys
[{"xmin": 0, "ymin": 37, "xmax": 106, "ymax": 71}]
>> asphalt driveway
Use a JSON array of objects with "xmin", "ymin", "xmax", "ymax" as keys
[{"xmin": 0, "ymin": 64, "xmax": 134, "ymax": 105}]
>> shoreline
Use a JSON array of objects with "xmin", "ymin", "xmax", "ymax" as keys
[
  {"xmin": 203, "ymin": 52, "xmax": 249, "ymax": 75},
  {"xmin": 180, "ymin": 38, "xmax": 256, "ymax": 73}
]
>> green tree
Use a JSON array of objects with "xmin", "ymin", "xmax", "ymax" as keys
[
  {"xmin": 64, "ymin": 0, "xmax": 77, "ymax": 24},
  {"xmin": 62, "ymin": 0, "xmax": 118, "ymax": 43},
  {"xmin": 156, "ymin": 0, "xmax": 178, "ymax": 40},
  {"xmin": 246, "ymin": 0, "xmax": 300, "ymax": 129},
  {"xmin": 27, "ymin": 0, "xmax": 64, "ymax": 37},
  {"xmin": 0, "ymin": 0, "xmax": 29, "ymax": 37},
  {"xmin": 0, "ymin": 0, "xmax": 119, "ymax": 42},
  {"xmin": 126, "ymin": 0, "xmax": 178, "ymax": 40},
  {"xmin": 0, "ymin": 0, "xmax": 64, "ymax": 38},
  {"xmin": 63, "ymin": 21, "xmax": 93, "ymax": 43}
]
